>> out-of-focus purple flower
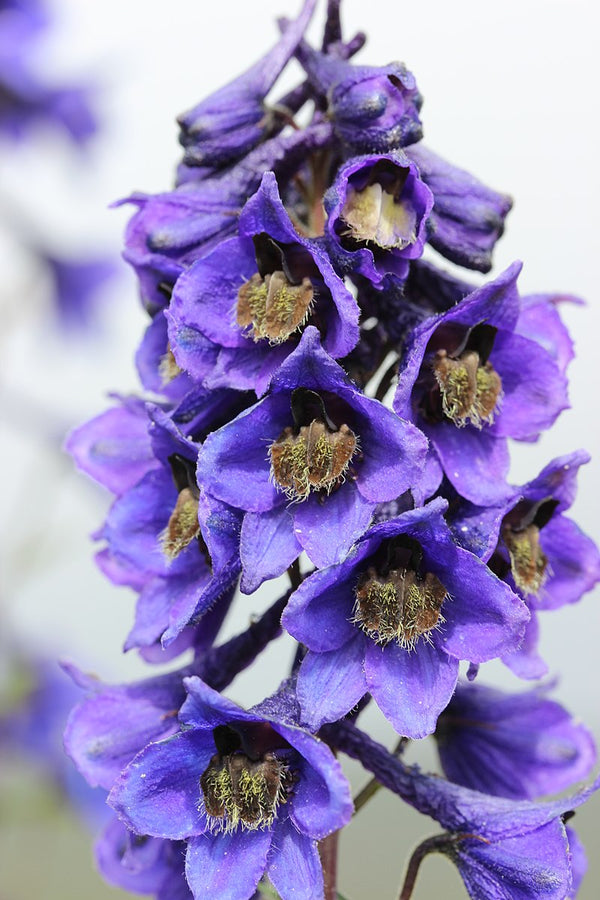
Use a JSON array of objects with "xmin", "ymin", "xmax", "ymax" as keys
[
  {"xmin": 323, "ymin": 151, "xmax": 433, "ymax": 285},
  {"xmin": 0, "ymin": 4, "xmax": 97, "ymax": 144},
  {"xmin": 0, "ymin": 657, "xmax": 109, "ymax": 827},
  {"xmin": 108, "ymin": 678, "xmax": 352, "ymax": 900},
  {"xmin": 96, "ymin": 818, "xmax": 192, "ymax": 899},
  {"xmin": 394, "ymin": 263, "xmax": 570, "ymax": 506},
  {"xmin": 41, "ymin": 251, "xmax": 117, "ymax": 330},
  {"xmin": 282, "ymin": 499, "xmax": 527, "ymax": 737},
  {"xmin": 296, "ymin": 40, "xmax": 422, "ymax": 150},
  {"xmin": 168, "ymin": 172, "xmax": 360, "ymax": 395},
  {"xmin": 406, "ymin": 144, "xmax": 512, "ymax": 273},
  {"xmin": 436, "ymin": 681, "xmax": 596, "ymax": 799},
  {"xmin": 178, "ymin": 0, "xmax": 316, "ymax": 170},
  {"xmin": 198, "ymin": 326, "xmax": 427, "ymax": 591}
]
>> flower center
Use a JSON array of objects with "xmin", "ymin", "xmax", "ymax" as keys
[
  {"xmin": 502, "ymin": 523, "xmax": 548, "ymax": 595},
  {"xmin": 269, "ymin": 419, "xmax": 357, "ymax": 501},
  {"xmin": 160, "ymin": 454, "xmax": 202, "ymax": 560},
  {"xmin": 340, "ymin": 160, "xmax": 417, "ymax": 250},
  {"xmin": 433, "ymin": 348, "xmax": 502, "ymax": 428},
  {"xmin": 236, "ymin": 270, "xmax": 314, "ymax": 344},
  {"xmin": 341, "ymin": 179, "xmax": 417, "ymax": 250},
  {"xmin": 200, "ymin": 750, "xmax": 290, "ymax": 832},
  {"xmin": 354, "ymin": 564, "xmax": 447, "ymax": 649}
]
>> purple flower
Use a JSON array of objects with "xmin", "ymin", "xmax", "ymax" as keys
[
  {"xmin": 177, "ymin": 0, "xmax": 316, "ymax": 169},
  {"xmin": 167, "ymin": 172, "xmax": 360, "ymax": 395},
  {"xmin": 447, "ymin": 451, "xmax": 600, "ymax": 678},
  {"xmin": 198, "ymin": 326, "xmax": 427, "ymax": 591},
  {"xmin": 121, "ymin": 123, "xmax": 334, "ymax": 314},
  {"xmin": 296, "ymin": 40, "xmax": 422, "ymax": 151},
  {"xmin": 329, "ymin": 719, "xmax": 599, "ymax": 900},
  {"xmin": 108, "ymin": 678, "xmax": 352, "ymax": 900},
  {"xmin": 282, "ymin": 499, "xmax": 528, "ymax": 737},
  {"xmin": 406, "ymin": 144, "xmax": 513, "ymax": 272},
  {"xmin": 393, "ymin": 263, "xmax": 570, "ymax": 505},
  {"xmin": 0, "ymin": 6, "xmax": 96, "ymax": 144},
  {"xmin": 41, "ymin": 252, "xmax": 116, "ymax": 330},
  {"xmin": 436, "ymin": 681, "xmax": 596, "ymax": 799},
  {"xmin": 69, "ymin": 397, "xmax": 244, "ymax": 654},
  {"xmin": 323, "ymin": 151, "xmax": 434, "ymax": 285}
]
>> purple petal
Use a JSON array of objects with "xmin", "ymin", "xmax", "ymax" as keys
[
  {"xmin": 108, "ymin": 731, "xmax": 214, "ymax": 839},
  {"xmin": 427, "ymin": 421, "xmax": 512, "ymax": 506},
  {"xmin": 266, "ymin": 819, "xmax": 324, "ymax": 900},
  {"xmin": 281, "ymin": 564, "xmax": 359, "ymax": 652},
  {"xmin": 435, "ymin": 546, "xmax": 528, "ymax": 663},
  {"xmin": 197, "ymin": 395, "xmax": 290, "ymax": 512},
  {"xmin": 456, "ymin": 821, "xmax": 571, "ymax": 900},
  {"xmin": 365, "ymin": 639, "xmax": 458, "ymax": 738},
  {"xmin": 240, "ymin": 506, "xmax": 300, "ymax": 593},
  {"xmin": 186, "ymin": 828, "xmax": 272, "ymax": 900},
  {"xmin": 490, "ymin": 332, "xmax": 569, "ymax": 440},
  {"xmin": 501, "ymin": 612, "xmax": 548, "ymax": 681},
  {"xmin": 536, "ymin": 515, "xmax": 600, "ymax": 610},
  {"xmin": 64, "ymin": 672, "xmax": 185, "ymax": 790},
  {"xmin": 169, "ymin": 237, "xmax": 254, "ymax": 350},
  {"xmin": 293, "ymin": 482, "xmax": 375, "ymax": 567},
  {"xmin": 274, "ymin": 727, "xmax": 353, "ymax": 840},
  {"xmin": 66, "ymin": 400, "xmax": 154, "ymax": 496},
  {"xmin": 297, "ymin": 636, "xmax": 368, "ymax": 730}
]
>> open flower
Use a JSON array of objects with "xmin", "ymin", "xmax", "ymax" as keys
[
  {"xmin": 198, "ymin": 326, "xmax": 427, "ymax": 590},
  {"xmin": 108, "ymin": 678, "xmax": 352, "ymax": 900},
  {"xmin": 323, "ymin": 151, "xmax": 434, "ymax": 285},
  {"xmin": 168, "ymin": 172, "xmax": 360, "ymax": 395},
  {"xmin": 394, "ymin": 263, "xmax": 570, "ymax": 505},
  {"xmin": 283, "ymin": 498, "xmax": 527, "ymax": 737}
]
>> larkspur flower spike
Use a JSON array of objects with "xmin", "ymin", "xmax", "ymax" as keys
[{"xmin": 65, "ymin": 2, "xmax": 599, "ymax": 898}]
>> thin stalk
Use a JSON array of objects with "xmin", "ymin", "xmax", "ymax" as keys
[
  {"xmin": 318, "ymin": 829, "xmax": 340, "ymax": 900},
  {"xmin": 397, "ymin": 834, "xmax": 451, "ymax": 900}
]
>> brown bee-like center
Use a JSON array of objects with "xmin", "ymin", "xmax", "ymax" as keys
[
  {"xmin": 160, "ymin": 486, "xmax": 200, "ymax": 559},
  {"xmin": 354, "ymin": 565, "xmax": 447, "ymax": 648},
  {"xmin": 236, "ymin": 270, "xmax": 314, "ymax": 344},
  {"xmin": 502, "ymin": 523, "xmax": 548, "ymax": 595},
  {"xmin": 269, "ymin": 419, "xmax": 357, "ymax": 501},
  {"xmin": 200, "ymin": 751, "xmax": 290, "ymax": 832},
  {"xmin": 433, "ymin": 348, "xmax": 502, "ymax": 428}
]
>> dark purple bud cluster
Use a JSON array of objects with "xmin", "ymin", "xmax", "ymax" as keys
[{"xmin": 65, "ymin": 2, "xmax": 599, "ymax": 898}]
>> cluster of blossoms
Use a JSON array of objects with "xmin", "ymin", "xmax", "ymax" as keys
[{"xmin": 65, "ymin": 2, "xmax": 600, "ymax": 898}]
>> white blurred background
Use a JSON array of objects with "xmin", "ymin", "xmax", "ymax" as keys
[{"xmin": 1, "ymin": 0, "xmax": 598, "ymax": 897}]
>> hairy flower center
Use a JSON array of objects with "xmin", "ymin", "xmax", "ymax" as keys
[
  {"xmin": 269, "ymin": 419, "xmax": 357, "ymax": 501},
  {"xmin": 341, "ymin": 181, "xmax": 417, "ymax": 250},
  {"xmin": 236, "ymin": 270, "xmax": 314, "ymax": 344},
  {"xmin": 433, "ymin": 348, "xmax": 502, "ymax": 428},
  {"xmin": 502, "ymin": 523, "xmax": 548, "ymax": 595},
  {"xmin": 200, "ymin": 751, "xmax": 290, "ymax": 832},
  {"xmin": 160, "ymin": 487, "xmax": 200, "ymax": 559},
  {"xmin": 354, "ymin": 565, "xmax": 447, "ymax": 648}
]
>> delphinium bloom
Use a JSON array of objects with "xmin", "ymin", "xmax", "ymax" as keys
[{"xmin": 64, "ymin": 1, "xmax": 600, "ymax": 898}]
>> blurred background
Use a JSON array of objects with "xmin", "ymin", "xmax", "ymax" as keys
[{"xmin": 1, "ymin": 0, "xmax": 598, "ymax": 897}]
